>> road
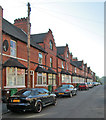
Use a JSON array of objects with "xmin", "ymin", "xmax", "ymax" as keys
[{"xmin": 2, "ymin": 85, "xmax": 104, "ymax": 118}]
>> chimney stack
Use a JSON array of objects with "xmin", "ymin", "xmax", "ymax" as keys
[
  {"xmin": 70, "ymin": 53, "xmax": 73, "ymax": 60},
  {"xmin": 14, "ymin": 17, "xmax": 28, "ymax": 34},
  {"xmin": 72, "ymin": 57, "xmax": 78, "ymax": 61}
]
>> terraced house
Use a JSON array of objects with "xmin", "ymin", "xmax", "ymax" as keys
[{"xmin": 0, "ymin": 6, "xmax": 96, "ymax": 93}]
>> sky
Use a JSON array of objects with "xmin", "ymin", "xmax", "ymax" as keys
[{"xmin": 0, "ymin": 0, "xmax": 104, "ymax": 77}]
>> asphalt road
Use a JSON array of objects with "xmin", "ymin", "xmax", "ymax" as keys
[{"xmin": 2, "ymin": 85, "xmax": 104, "ymax": 118}]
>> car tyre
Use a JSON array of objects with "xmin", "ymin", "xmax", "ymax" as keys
[
  {"xmin": 69, "ymin": 92, "xmax": 72, "ymax": 98},
  {"xmin": 34, "ymin": 101, "xmax": 42, "ymax": 113},
  {"xmin": 52, "ymin": 98, "xmax": 57, "ymax": 106}
]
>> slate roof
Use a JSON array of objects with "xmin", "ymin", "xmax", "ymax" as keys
[
  {"xmin": 3, "ymin": 58, "xmax": 27, "ymax": 69},
  {"xmin": 56, "ymin": 46, "xmax": 66, "ymax": 55},
  {"xmin": 2, "ymin": 18, "xmax": 46, "ymax": 53},
  {"xmin": 57, "ymin": 55, "xmax": 65, "ymax": 61},
  {"xmin": 47, "ymin": 68, "xmax": 57, "ymax": 74},
  {"xmin": 70, "ymin": 59, "xmax": 77, "ymax": 67},
  {"xmin": 31, "ymin": 33, "xmax": 47, "ymax": 43},
  {"xmin": 35, "ymin": 66, "xmax": 48, "ymax": 73},
  {"xmin": 73, "ymin": 61, "xmax": 83, "ymax": 69}
]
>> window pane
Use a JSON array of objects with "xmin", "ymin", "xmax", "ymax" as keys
[
  {"xmin": 43, "ymin": 73, "xmax": 46, "ymax": 84},
  {"xmin": 38, "ymin": 76, "xmax": 42, "ymax": 84},
  {"xmin": 50, "ymin": 41, "xmax": 53, "ymax": 50},
  {"xmin": 39, "ymin": 53, "xmax": 42, "ymax": 58},
  {"xmin": 10, "ymin": 40, "xmax": 16, "ymax": 57},
  {"xmin": 17, "ymin": 69, "xmax": 25, "ymax": 86},
  {"xmin": 39, "ymin": 53, "xmax": 42, "ymax": 64}
]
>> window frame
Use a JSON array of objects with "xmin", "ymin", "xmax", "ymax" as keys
[
  {"xmin": 10, "ymin": 40, "xmax": 16, "ymax": 57},
  {"xmin": 6, "ymin": 67, "xmax": 25, "ymax": 88},
  {"xmin": 37, "ymin": 72, "xmax": 47, "ymax": 85},
  {"xmin": 38, "ymin": 52, "xmax": 43, "ymax": 64},
  {"xmin": 50, "ymin": 57, "xmax": 53, "ymax": 68},
  {"xmin": 62, "ymin": 61, "xmax": 64, "ymax": 69},
  {"xmin": 49, "ymin": 40, "xmax": 53, "ymax": 50},
  {"xmin": 67, "ymin": 51, "xmax": 69, "ymax": 58}
]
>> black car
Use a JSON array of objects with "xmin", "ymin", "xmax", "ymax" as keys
[
  {"xmin": 54, "ymin": 84, "xmax": 77, "ymax": 97},
  {"xmin": 7, "ymin": 88, "xmax": 57, "ymax": 113}
]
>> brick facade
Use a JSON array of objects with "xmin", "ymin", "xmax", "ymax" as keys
[{"xmin": 1, "ymin": 6, "xmax": 96, "ymax": 93}]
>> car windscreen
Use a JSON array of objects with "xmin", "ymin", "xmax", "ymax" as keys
[
  {"xmin": 79, "ymin": 83, "xmax": 85, "ymax": 85},
  {"xmin": 59, "ymin": 85, "xmax": 69, "ymax": 88},
  {"xmin": 14, "ymin": 89, "xmax": 31, "ymax": 96}
]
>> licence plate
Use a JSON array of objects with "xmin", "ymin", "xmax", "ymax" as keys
[
  {"xmin": 13, "ymin": 100, "xmax": 20, "ymax": 102},
  {"xmin": 59, "ymin": 93, "xmax": 64, "ymax": 95}
]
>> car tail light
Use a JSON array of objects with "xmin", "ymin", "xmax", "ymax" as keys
[
  {"xmin": 65, "ymin": 89, "xmax": 70, "ymax": 92},
  {"xmin": 54, "ymin": 90, "xmax": 58, "ymax": 92}
]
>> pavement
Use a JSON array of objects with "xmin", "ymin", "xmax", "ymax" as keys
[{"xmin": 1, "ymin": 103, "xmax": 10, "ymax": 115}]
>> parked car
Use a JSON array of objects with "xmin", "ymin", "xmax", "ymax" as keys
[
  {"xmin": 78, "ymin": 83, "xmax": 89, "ymax": 90},
  {"xmin": 7, "ymin": 88, "xmax": 57, "ymax": 113},
  {"xmin": 92, "ymin": 82, "xmax": 99, "ymax": 86},
  {"xmin": 54, "ymin": 84, "xmax": 77, "ymax": 97},
  {"xmin": 87, "ymin": 82, "xmax": 94, "ymax": 88}
]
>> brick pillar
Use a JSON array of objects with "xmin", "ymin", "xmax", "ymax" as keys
[{"xmin": 14, "ymin": 17, "xmax": 28, "ymax": 34}]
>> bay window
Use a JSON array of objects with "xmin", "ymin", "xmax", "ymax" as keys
[
  {"xmin": 37, "ymin": 73, "xmax": 47, "ymax": 85},
  {"xmin": 48, "ymin": 74, "xmax": 56, "ymax": 85},
  {"xmin": 6, "ymin": 67, "xmax": 25, "ymax": 87}
]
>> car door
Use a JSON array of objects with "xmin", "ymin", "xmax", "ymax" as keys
[
  {"xmin": 43, "ymin": 88, "xmax": 53, "ymax": 103},
  {"xmin": 37, "ymin": 88, "xmax": 50, "ymax": 105}
]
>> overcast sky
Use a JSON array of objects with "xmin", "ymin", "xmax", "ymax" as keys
[{"xmin": 0, "ymin": 0, "xmax": 104, "ymax": 77}]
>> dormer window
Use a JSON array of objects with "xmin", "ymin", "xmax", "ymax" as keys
[{"xmin": 50, "ymin": 40, "xmax": 53, "ymax": 50}]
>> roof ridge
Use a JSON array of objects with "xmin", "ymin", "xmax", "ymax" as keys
[{"xmin": 31, "ymin": 32, "xmax": 47, "ymax": 36}]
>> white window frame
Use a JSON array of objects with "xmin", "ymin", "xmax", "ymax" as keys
[
  {"xmin": 6, "ymin": 67, "xmax": 25, "ymax": 88},
  {"xmin": 37, "ymin": 72, "xmax": 47, "ymax": 85}
]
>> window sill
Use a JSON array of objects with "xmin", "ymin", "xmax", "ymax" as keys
[
  {"xmin": 4, "ymin": 86, "xmax": 26, "ymax": 88},
  {"xmin": 35, "ymin": 84, "xmax": 48, "ymax": 87}
]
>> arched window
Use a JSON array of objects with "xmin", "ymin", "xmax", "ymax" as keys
[{"xmin": 49, "ymin": 40, "xmax": 53, "ymax": 50}]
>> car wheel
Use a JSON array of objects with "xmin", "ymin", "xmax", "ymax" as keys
[
  {"xmin": 69, "ymin": 92, "xmax": 72, "ymax": 98},
  {"xmin": 34, "ymin": 101, "xmax": 42, "ymax": 113},
  {"xmin": 52, "ymin": 98, "xmax": 57, "ymax": 106},
  {"xmin": 75, "ymin": 91, "xmax": 77, "ymax": 95}
]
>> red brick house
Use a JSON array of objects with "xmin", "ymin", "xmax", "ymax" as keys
[
  {"xmin": 56, "ymin": 44, "xmax": 72, "ymax": 85},
  {"xmin": 0, "ymin": 6, "xmax": 96, "ymax": 94}
]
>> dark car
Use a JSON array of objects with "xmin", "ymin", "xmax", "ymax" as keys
[
  {"xmin": 78, "ymin": 83, "xmax": 89, "ymax": 90},
  {"xmin": 54, "ymin": 84, "xmax": 77, "ymax": 97},
  {"xmin": 7, "ymin": 88, "xmax": 57, "ymax": 113}
]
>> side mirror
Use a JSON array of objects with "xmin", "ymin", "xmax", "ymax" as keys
[{"xmin": 48, "ymin": 91, "xmax": 51, "ymax": 95}]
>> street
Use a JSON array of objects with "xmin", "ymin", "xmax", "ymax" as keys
[{"xmin": 2, "ymin": 85, "xmax": 104, "ymax": 118}]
